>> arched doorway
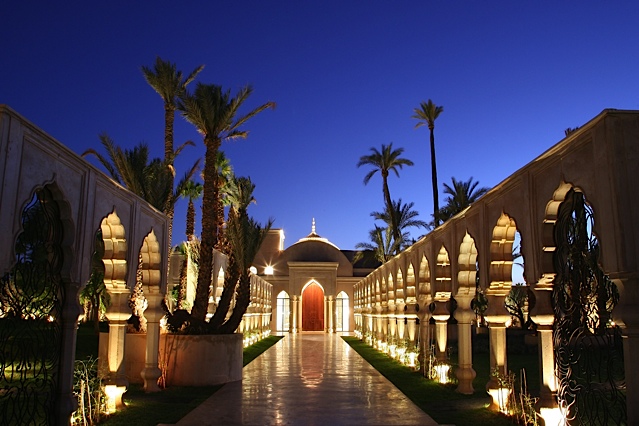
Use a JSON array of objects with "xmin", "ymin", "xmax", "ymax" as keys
[
  {"xmin": 336, "ymin": 291, "xmax": 349, "ymax": 332},
  {"xmin": 302, "ymin": 282, "xmax": 324, "ymax": 331},
  {"xmin": 276, "ymin": 291, "xmax": 290, "ymax": 331}
]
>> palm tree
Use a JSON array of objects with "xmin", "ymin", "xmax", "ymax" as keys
[
  {"xmin": 83, "ymin": 133, "xmax": 200, "ymax": 213},
  {"xmin": 209, "ymin": 175, "xmax": 271, "ymax": 333},
  {"xmin": 413, "ymin": 99, "xmax": 444, "ymax": 226},
  {"xmin": 180, "ymin": 180, "xmax": 203, "ymax": 242},
  {"xmin": 142, "ymin": 57, "xmax": 204, "ymax": 264},
  {"xmin": 178, "ymin": 82, "xmax": 275, "ymax": 324},
  {"xmin": 371, "ymin": 198, "xmax": 428, "ymax": 253},
  {"xmin": 437, "ymin": 176, "xmax": 489, "ymax": 223},
  {"xmin": 356, "ymin": 226, "xmax": 401, "ymax": 264},
  {"xmin": 357, "ymin": 143, "xmax": 414, "ymax": 244}
]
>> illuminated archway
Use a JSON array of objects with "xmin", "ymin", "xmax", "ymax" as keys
[
  {"xmin": 336, "ymin": 291, "xmax": 349, "ymax": 332},
  {"xmin": 276, "ymin": 291, "xmax": 290, "ymax": 331},
  {"xmin": 489, "ymin": 213, "xmax": 517, "ymax": 294},
  {"xmin": 302, "ymin": 281, "xmax": 324, "ymax": 331}
]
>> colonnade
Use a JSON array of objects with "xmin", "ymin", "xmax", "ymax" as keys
[
  {"xmin": 239, "ymin": 273, "xmax": 273, "ymax": 345},
  {"xmin": 354, "ymin": 110, "xmax": 639, "ymax": 424}
]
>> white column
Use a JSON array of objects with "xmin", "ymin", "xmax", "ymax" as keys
[
  {"xmin": 455, "ymin": 300, "xmax": 476, "ymax": 395},
  {"xmin": 141, "ymin": 291, "xmax": 163, "ymax": 392},
  {"xmin": 328, "ymin": 296, "xmax": 334, "ymax": 333},
  {"xmin": 291, "ymin": 295, "xmax": 299, "ymax": 333},
  {"xmin": 104, "ymin": 288, "xmax": 130, "ymax": 410}
]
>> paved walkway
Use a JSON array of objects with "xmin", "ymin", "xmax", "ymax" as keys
[{"xmin": 174, "ymin": 333, "xmax": 439, "ymax": 425}]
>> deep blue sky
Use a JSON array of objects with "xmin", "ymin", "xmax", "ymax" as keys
[{"xmin": 2, "ymin": 2, "xmax": 638, "ymax": 250}]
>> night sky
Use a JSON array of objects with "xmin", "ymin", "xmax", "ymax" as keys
[{"xmin": 2, "ymin": 2, "xmax": 638, "ymax": 250}]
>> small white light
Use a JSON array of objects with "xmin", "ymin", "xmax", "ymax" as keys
[{"xmin": 264, "ymin": 265, "xmax": 274, "ymax": 275}]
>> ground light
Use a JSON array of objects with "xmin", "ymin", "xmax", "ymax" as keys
[
  {"xmin": 104, "ymin": 385, "xmax": 126, "ymax": 414},
  {"xmin": 539, "ymin": 407, "xmax": 566, "ymax": 425},
  {"xmin": 434, "ymin": 363, "xmax": 450, "ymax": 384},
  {"xmin": 487, "ymin": 387, "xmax": 511, "ymax": 414}
]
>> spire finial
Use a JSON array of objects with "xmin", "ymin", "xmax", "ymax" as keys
[{"xmin": 312, "ymin": 218, "xmax": 316, "ymax": 234}]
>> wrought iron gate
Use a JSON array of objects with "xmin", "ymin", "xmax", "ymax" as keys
[
  {"xmin": 552, "ymin": 188, "xmax": 626, "ymax": 425},
  {"xmin": 0, "ymin": 187, "xmax": 65, "ymax": 425}
]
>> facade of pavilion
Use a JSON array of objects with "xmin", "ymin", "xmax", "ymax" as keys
[
  {"xmin": 252, "ymin": 221, "xmax": 379, "ymax": 334},
  {"xmin": 352, "ymin": 109, "xmax": 639, "ymax": 424}
]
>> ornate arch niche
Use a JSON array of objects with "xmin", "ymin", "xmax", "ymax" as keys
[
  {"xmin": 417, "ymin": 254, "xmax": 431, "ymax": 307},
  {"xmin": 100, "ymin": 211, "xmax": 128, "ymax": 291},
  {"xmin": 434, "ymin": 245, "xmax": 452, "ymax": 302},
  {"xmin": 540, "ymin": 182, "xmax": 573, "ymax": 287},
  {"xmin": 395, "ymin": 268, "xmax": 406, "ymax": 309},
  {"xmin": 0, "ymin": 185, "xmax": 71, "ymax": 425},
  {"xmin": 387, "ymin": 273, "xmax": 395, "ymax": 308},
  {"xmin": 551, "ymin": 187, "xmax": 625, "ymax": 424},
  {"xmin": 489, "ymin": 213, "xmax": 517, "ymax": 295},
  {"xmin": 458, "ymin": 232, "xmax": 478, "ymax": 298},
  {"xmin": 378, "ymin": 275, "xmax": 386, "ymax": 307},
  {"xmin": 139, "ymin": 230, "xmax": 162, "ymax": 291},
  {"xmin": 406, "ymin": 262, "xmax": 417, "ymax": 306}
]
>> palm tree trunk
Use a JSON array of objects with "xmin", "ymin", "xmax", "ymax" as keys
[
  {"xmin": 209, "ymin": 254, "xmax": 240, "ymax": 331},
  {"xmin": 218, "ymin": 273, "xmax": 250, "ymax": 334},
  {"xmin": 215, "ymin": 180, "xmax": 227, "ymax": 253},
  {"xmin": 186, "ymin": 200, "xmax": 195, "ymax": 240},
  {"xmin": 429, "ymin": 126, "xmax": 439, "ymax": 226},
  {"xmin": 191, "ymin": 138, "xmax": 220, "ymax": 323},
  {"xmin": 382, "ymin": 174, "xmax": 400, "ymax": 249},
  {"xmin": 164, "ymin": 104, "xmax": 176, "ymax": 289},
  {"xmin": 178, "ymin": 253, "xmax": 187, "ymax": 309}
]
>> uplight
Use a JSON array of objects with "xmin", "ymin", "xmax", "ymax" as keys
[{"xmin": 434, "ymin": 364, "xmax": 450, "ymax": 384}]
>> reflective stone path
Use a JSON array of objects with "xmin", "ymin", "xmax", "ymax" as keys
[{"xmin": 174, "ymin": 333, "xmax": 439, "ymax": 425}]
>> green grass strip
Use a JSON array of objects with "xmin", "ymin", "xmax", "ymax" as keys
[
  {"xmin": 100, "ymin": 335, "xmax": 283, "ymax": 426},
  {"xmin": 342, "ymin": 336, "xmax": 515, "ymax": 426}
]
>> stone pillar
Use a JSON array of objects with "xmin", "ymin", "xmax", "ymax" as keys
[
  {"xmin": 484, "ymin": 292, "xmax": 510, "ymax": 407},
  {"xmin": 57, "ymin": 282, "xmax": 84, "ymax": 424},
  {"xmin": 531, "ymin": 285, "xmax": 558, "ymax": 411},
  {"xmin": 328, "ymin": 295, "xmax": 334, "ymax": 333},
  {"xmin": 431, "ymin": 299, "xmax": 450, "ymax": 362},
  {"xmin": 141, "ymin": 291, "xmax": 163, "ymax": 392},
  {"xmin": 291, "ymin": 295, "xmax": 299, "ymax": 333},
  {"xmin": 455, "ymin": 295, "xmax": 476, "ymax": 395},
  {"xmin": 397, "ymin": 316, "xmax": 406, "ymax": 341},
  {"xmin": 612, "ymin": 277, "xmax": 639, "ymax": 425},
  {"xmin": 104, "ymin": 288, "xmax": 131, "ymax": 410}
]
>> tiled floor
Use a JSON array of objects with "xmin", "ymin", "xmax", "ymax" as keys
[{"xmin": 174, "ymin": 333, "xmax": 439, "ymax": 425}]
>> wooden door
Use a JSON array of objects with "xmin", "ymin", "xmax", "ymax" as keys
[{"xmin": 302, "ymin": 283, "xmax": 324, "ymax": 331}]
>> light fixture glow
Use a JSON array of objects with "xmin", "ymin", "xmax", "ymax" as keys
[
  {"xmin": 488, "ymin": 387, "xmax": 511, "ymax": 414},
  {"xmin": 264, "ymin": 265, "xmax": 274, "ymax": 275},
  {"xmin": 435, "ymin": 364, "xmax": 450, "ymax": 384}
]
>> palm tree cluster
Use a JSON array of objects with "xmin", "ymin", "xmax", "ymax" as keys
[
  {"xmin": 357, "ymin": 143, "xmax": 427, "ymax": 262},
  {"xmin": 84, "ymin": 56, "xmax": 274, "ymax": 334},
  {"xmin": 355, "ymin": 99, "xmax": 492, "ymax": 262}
]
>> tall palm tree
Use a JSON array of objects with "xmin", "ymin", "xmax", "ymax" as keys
[
  {"xmin": 371, "ymin": 198, "xmax": 428, "ymax": 253},
  {"xmin": 357, "ymin": 143, "xmax": 414, "ymax": 244},
  {"xmin": 142, "ymin": 57, "xmax": 204, "ymax": 262},
  {"xmin": 178, "ymin": 82, "xmax": 275, "ymax": 324},
  {"xmin": 83, "ymin": 133, "xmax": 199, "ymax": 212},
  {"xmin": 413, "ymin": 99, "xmax": 444, "ymax": 226},
  {"xmin": 180, "ymin": 180, "xmax": 203, "ymax": 241},
  {"xmin": 437, "ymin": 176, "xmax": 489, "ymax": 223}
]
